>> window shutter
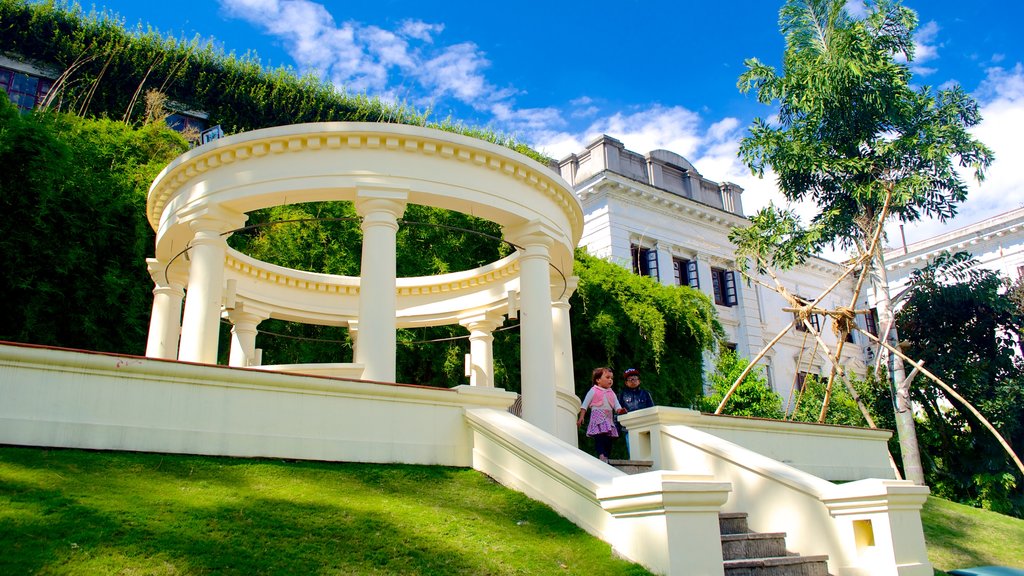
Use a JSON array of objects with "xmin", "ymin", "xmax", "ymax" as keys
[
  {"xmin": 686, "ymin": 260, "xmax": 700, "ymax": 289},
  {"xmin": 724, "ymin": 270, "xmax": 738, "ymax": 306},
  {"xmin": 646, "ymin": 248, "xmax": 660, "ymax": 280}
]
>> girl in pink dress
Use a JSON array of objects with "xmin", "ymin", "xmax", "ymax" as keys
[{"xmin": 577, "ymin": 366, "xmax": 626, "ymax": 462}]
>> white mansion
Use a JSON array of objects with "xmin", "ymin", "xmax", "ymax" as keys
[{"xmin": 557, "ymin": 135, "xmax": 871, "ymax": 398}]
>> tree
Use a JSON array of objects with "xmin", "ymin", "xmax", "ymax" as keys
[
  {"xmin": 700, "ymin": 350, "xmax": 784, "ymax": 419},
  {"xmin": 895, "ymin": 252, "xmax": 1024, "ymax": 515},
  {"xmin": 0, "ymin": 97, "xmax": 188, "ymax": 353},
  {"xmin": 735, "ymin": 0, "xmax": 993, "ymax": 484},
  {"xmin": 789, "ymin": 374, "xmax": 867, "ymax": 427}
]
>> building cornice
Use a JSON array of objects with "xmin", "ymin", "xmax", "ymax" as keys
[
  {"xmin": 578, "ymin": 171, "xmax": 745, "ymax": 226},
  {"xmin": 884, "ymin": 206, "xmax": 1024, "ymax": 271},
  {"xmin": 577, "ymin": 171, "xmax": 847, "ymax": 275}
]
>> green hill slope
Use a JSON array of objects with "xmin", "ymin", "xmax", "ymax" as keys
[
  {"xmin": 923, "ymin": 495, "xmax": 1024, "ymax": 574},
  {"xmin": 2, "ymin": 446, "xmax": 1022, "ymax": 575},
  {"xmin": 0, "ymin": 446, "xmax": 651, "ymax": 575}
]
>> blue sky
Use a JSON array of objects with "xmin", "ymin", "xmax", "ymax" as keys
[{"xmin": 89, "ymin": 0, "xmax": 1024, "ymax": 253}]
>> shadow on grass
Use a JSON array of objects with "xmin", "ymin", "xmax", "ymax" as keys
[
  {"xmin": 0, "ymin": 446, "xmax": 650, "ymax": 575},
  {"xmin": 923, "ymin": 498, "xmax": 995, "ymax": 570}
]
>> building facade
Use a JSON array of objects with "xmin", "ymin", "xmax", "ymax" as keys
[
  {"xmin": 558, "ymin": 135, "xmax": 869, "ymax": 400},
  {"xmin": 883, "ymin": 206, "xmax": 1024, "ymax": 295}
]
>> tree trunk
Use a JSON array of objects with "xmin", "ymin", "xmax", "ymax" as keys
[{"xmin": 871, "ymin": 249, "xmax": 926, "ymax": 485}]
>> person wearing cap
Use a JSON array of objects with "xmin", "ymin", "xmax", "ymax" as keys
[{"xmin": 617, "ymin": 368, "xmax": 654, "ymax": 454}]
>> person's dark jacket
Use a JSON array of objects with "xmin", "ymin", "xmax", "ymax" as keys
[
  {"xmin": 620, "ymin": 387, "xmax": 654, "ymax": 412},
  {"xmin": 616, "ymin": 387, "xmax": 655, "ymax": 436}
]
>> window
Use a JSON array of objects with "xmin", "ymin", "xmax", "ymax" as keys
[
  {"xmin": 793, "ymin": 297, "xmax": 821, "ymax": 332},
  {"xmin": 166, "ymin": 111, "xmax": 208, "ymax": 134},
  {"xmin": 794, "ymin": 312, "xmax": 821, "ymax": 332},
  {"xmin": 631, "ymin": 244, "xmax": 659, "ymax": 280},
  {"xmin": 795, "ymin": 371, "xmax": 811, "ymax": 392},
  {"xmin": 672, "ymin": 257, "xmax": 699, "ymax": 289},
  {"xmin": 763, "ymin": 361, "xmax": 775, "ymax": 391},
  {"xmin": 864, "ymin": 308, "xmax": 879, "ymax": 337},
  {"xmin": 0, "ymin": 66, "xmax": 53, "ymax": 112},
  {"xmin": 711, "ymin": 267, "xmax": 737, "ymax": 306}
]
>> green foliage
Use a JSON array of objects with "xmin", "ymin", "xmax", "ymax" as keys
[
  {"xmin": 570, "ymin": 250, "xmax": 722, "ymax": 408},
  {"xmin": 730, "ymin": 205, "xmax": 821, "ymax": 275},
  {"xmin": 788, "ymin": 374, "xmax": 867, "ymax": 426},
  {"xmin": 737, "ymin": 0, "xmax": 993, "ymax": 254},
  {"xmin": 699, "ymin": 349, "xmax": 784, "ymax": 419},
  {"xmin": 896, "ymin": 251, "xmax": 1024, "ymax": 517},
  {"xmin": 0, "ymin": 97, "xmax": 188, "ymax": 352},
  {"xmin": 0, "ymin": 446, "xmax": 654, "ymax": 575}
]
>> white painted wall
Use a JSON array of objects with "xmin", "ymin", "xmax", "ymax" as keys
[{"xmin": 0, "ymin": 342, "xmax": 515, "ymax": 466}]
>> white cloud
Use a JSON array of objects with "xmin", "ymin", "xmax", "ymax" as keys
[
  {"xmin": 913, "ymin": 21, "xmax": 940, "ymax": 62},
  {"xmin": 570, "ymin": 105, "xmax": 599, "ymax": 119},
  {"xmin": 589, "ymin": 105, "xmax": 704, "ymax": 159},
  {"xmin": 416, "ymin": 42, "xmax": 495, "ymax": 103},
  {"xmin": 399, "ymin": 20, "xmax": 443, "ymax": 42},
  {"xmin": 218, "ymin": 0, "xmax": 509, "ymax": 111},
  {"xmin": 530, "ymin": 131, "xmax": 586, "ymax": 161},
  {"xmin": 895, "ymin": 20, "xmax": 942, "ymax": 77}
]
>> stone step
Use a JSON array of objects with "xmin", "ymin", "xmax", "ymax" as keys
[
  {"xmin": 721, "ymin": 531, "xmax": 790, "ymax": 561},
  {"xmin": 719, "ymin": 511, "xmax": 750, "ymax": 535},
  {"xmin": 607, "ymin": 459, "xmax": 654, "ymax": 474},
  {"xmin": 723, "ymin": 554, "xmax": 830, "ymax": 576}
]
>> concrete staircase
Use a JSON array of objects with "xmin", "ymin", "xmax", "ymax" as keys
[
  {"xmin": 719, "ymin": 512, "xmax": 831, "ymax": 576},
  {"xmin": 608, "ymin": 459, "xmax": 654, "ymax": 474},
  {"xmin": 608, "ymin": 460, "xmax": 831, "ymax": 574}
]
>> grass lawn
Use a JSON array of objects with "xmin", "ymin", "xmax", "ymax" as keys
[
  {"xmin": 3, "ymin": 446, "xmax": 1022, "ymax": 575},
  {"xmin": 0, "ymin": 446, "xmax": 651, "ymax": 575},
  {"xmin": 923, "ymin": 495, "xmax": 1024, "ymax": 574}
]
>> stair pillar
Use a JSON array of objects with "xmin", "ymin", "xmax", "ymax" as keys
[
  {"xmin": 822, "ymin": 479, "xmax": 933, "ymax": 576},
  {"xmin": 598, "ymin": 471, "xmax": 731, "ymax": 576}
]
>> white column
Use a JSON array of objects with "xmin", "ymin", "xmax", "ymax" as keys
[
  {"xmin": 226, "ymin": 303, "xmax": 267, "ymax": 367},
  {"xmin": 460, "ymin": 311, "xmax": 504, "ymax": 387},
  {"xmin": 693, "ymin": 254, "xmax": 716, "ymax": 393},
  {"xmin": 179, "ymin": 211, "xmax": 244, "ymax": 364},
  {"xmin": 347, "ymin": 320, "xmax": 359, "ymax": 362},
  {"xmin": 354, "ymin": 191, "xmax": 407, "ymax": 383},
  {"xmin": 733, "ymin": 278, "xmax": 756, "ymax": 358},
  {"xmin": 553, "ymin": 275, "xmax": 581, "ymax": 446},
  {"xmin": 695, "ymin": 255, "xmax": 715, "ymax": 301},
  {"xmin": 655, "ymin": 242, "xmax": 674, "ymax": 286},
  {"xmin": 145, "ymin": 258, "xmax": 187, "ymax": 359},
  {"xmin": 505, "ymin": 222, "xmax": 558, "ymax": 434}
]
